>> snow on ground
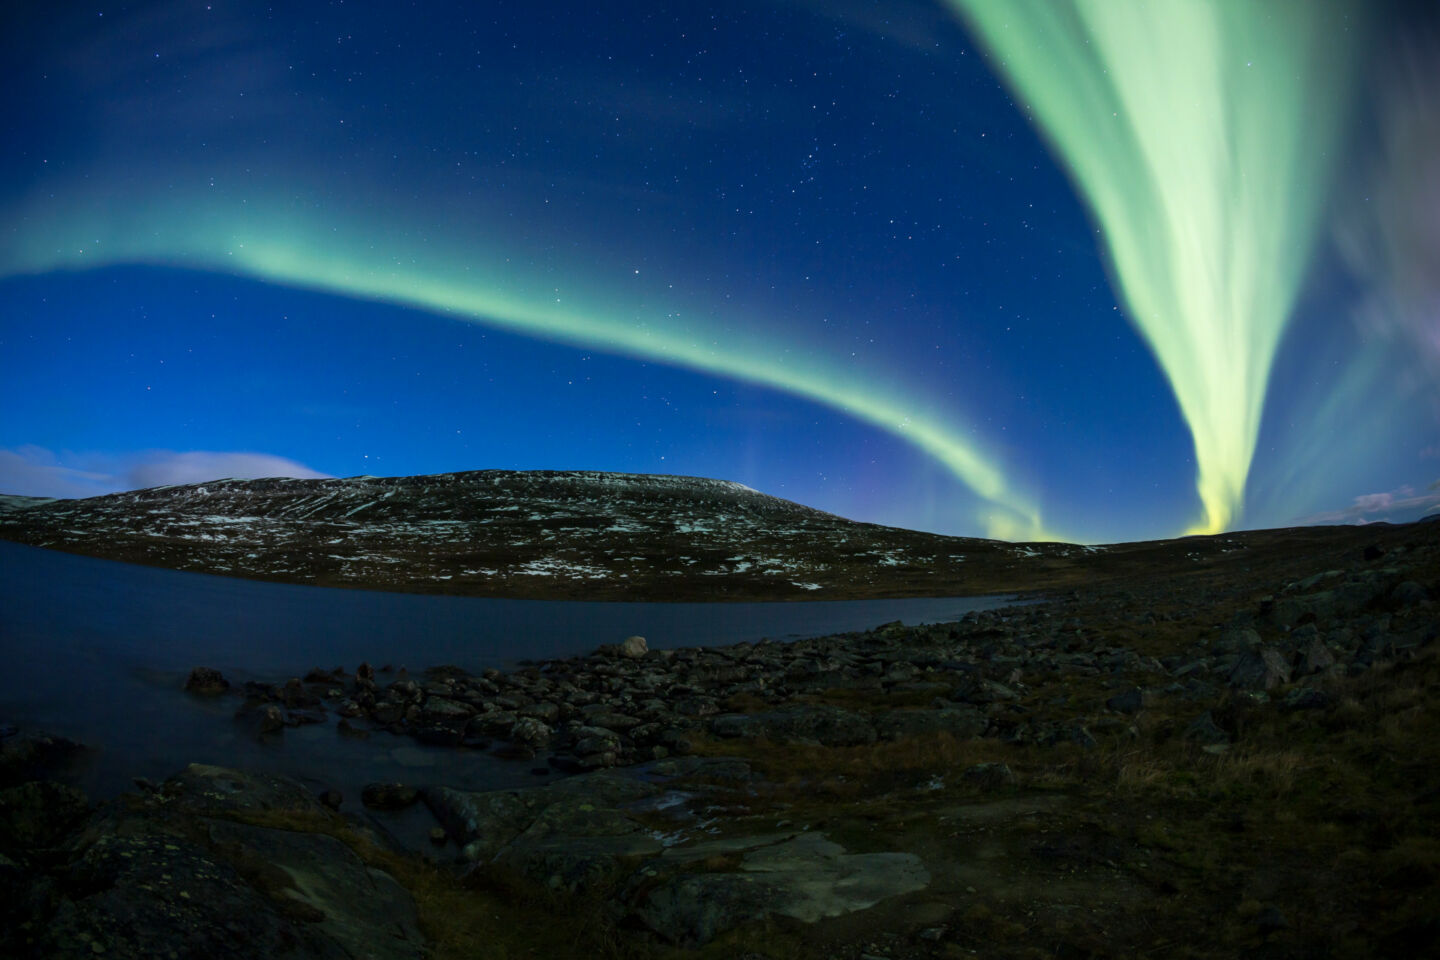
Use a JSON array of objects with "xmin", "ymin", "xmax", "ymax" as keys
[{"xmin": 513, "ymin": 558, "xmax": 612, "ymax": 579}]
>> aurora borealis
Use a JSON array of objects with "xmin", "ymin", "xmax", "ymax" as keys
[
  {"xmin": 1, "ymin": 1, "xmax": 1436, "ymax": 541},
  {"xmin": 952, "ymin": 0, "xmax": 1360, "ymax": 535}
]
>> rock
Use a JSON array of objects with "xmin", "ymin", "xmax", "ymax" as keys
[
  {"xmin": 961, "ymin": 762, "xmax": 1016, "ymax": 789},
  {"xmin": 411, "ymin": 724, "xmax": 463, "ymax": 746},
  {"xmin": 2, "ymin": 764, "xmax": 426, "ymax": 960},
  {"xmin": 585, "ymin": 711, "xmax": 642, "ymax": 731},
  {"xmin": 1392, "ymin": 581, "xmax": 1430, "ymax": 608},
  {"xmin": 1213, "ymin": 627, "xmax": 1261, "ymax": 654},
  {"xmin": 1056, "ymin": 723, "xmax": 1097, "ymax": 749},
  {"xmin": 236, "ymin": 702, "xmax": 286, "ymax": 738},
  {"xmin": 420, "ymin": 697, "xmax": 475, "ymax": 724},
  {"xmin": 510, "ymin": 717, "xmax": 553, "ymax": 749},
  {"xmin": 1281, "ymin": 687, "xmax": 1332, "ymax": 712},
  {"xmin": 1295, "ymin": 637, "xmax": 1337, "ymax": 677},
  {"xmin": 423, "ymin": 786, "xmax": 549, "ymax": 861},
  {"xmin": 658, "ymin": 728, "xmax": 695, "ymax": 756},
  {"xmin": 35, "ymin": 828, "xmax": 343, "ymax": 958},
  {"xmin": 280, "ymin": 676, "xmax": 318, "ymax": 708},
  {"xmin": 336, "ymin": 718, "xmax": 371, "ymax": 740},
  {"xmin": 0, "ymin": 730, "xmax": 86, "ymax": 788},
  {"xmin": 467, "ymin": 711, "xmax": 517, "ymax": 738},
  {"xmin": 318, "ymin": 789, "xmax": 343, "ymax": 811},
  {"xmin": 1256, "ymin": 906, "xmax": 1289, "ymax": 934},
  {"xmin": 372, "ymin": 701, "xmax": 406, "ymax": 725},
  {"xmin": 1183, "ymin": 712, "xmax": 1230, "ymax": 746},
  {"xmin": 750, "ymin": 706, "xmax": 877, "ymax": 747},
  {"xmin": 955, "ymin": 679, "xmax": 1018, "ymax": 704},
  {"xmin": 1228, "ymin": 647, "xmax": 1291, "ymax": 691},
  {"xmin": 429, "ymin": 826, "xmax": 448, "ymax": 845},
  {"xmin": 0, "ymin": 780, "xmax": 89, "ymax": 856},
  {"xmin": 498, "ymin": 798, "xmax": 663, "ymax": 891},
  {"xmin": 709, "ymin": 713, "xmax": 766, "ymax": 739},
  {"xmin": 636, "ymin": 832, "xmax": 929, "ymax": 945},
  {"xmin": 873, "ymin": 707, "xmax": 987, "ymax": 741},
  {"xmin": 620, "ymin": 635, "xmax": 649, "ymax": 659},
  {"xmin": 361, "ymin": 782, "xmax": 420, "ymax": 811},
  {"xmin": 1105, "ymin": 687, "xmax": 1147, "ymax": 715},
  {"xmin": 165, "ymin": 764, "xmax": 331, "ymax": 817},
  {"xmin": 184, "ymin": 666, "xmax": 231, "ymax": 695},
  {"xmin": 518, "ymin": 701, "xmax": 561, "ymax": 724},
  {"xmin": 1171, "ymin": 660, "xmax": 1206, "ymax": 680},
  {"xmin": 1271, "ymin": 592, "xmax": 1336, "ymax": 629}
]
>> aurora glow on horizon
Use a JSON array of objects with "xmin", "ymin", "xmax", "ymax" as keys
[{"xmin": 0, "ymin": 2, "xmax": 1435, "ymax": 541}]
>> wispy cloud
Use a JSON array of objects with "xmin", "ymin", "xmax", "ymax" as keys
[
  {"xmin": 0, "ymin": 445, "xmax": 330, "ymax": 499},
  {"xmin": 778, "ymin": 0, "xmax": 955, "ymax": 52},
  {"xmin": 1335, "ymin": 28, "xmax": 1440, "ymax": 394},
  {"xmin": 0, "ymin": 446, "xmax": 117, "ymax": 500},
  {"xmin": 1294, "ymin": 480, "xmax": 1440, "ymax": 527}
]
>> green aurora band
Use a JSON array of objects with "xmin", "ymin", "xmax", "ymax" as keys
[
  {"xmin": 0, "ymin": 187, "xmax": 1054, "ymax": 541},
  {"xmin": 949, "ymin": 0, "xmax": 1361, "ymax": 534}
]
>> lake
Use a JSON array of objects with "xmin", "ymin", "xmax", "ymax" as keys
[{"xmin": 0, "ymin": 539, "xmax": 1020, "ymax": 805}]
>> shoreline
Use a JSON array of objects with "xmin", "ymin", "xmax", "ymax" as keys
[{"xmin": 3, "ymin": 527, "xmax": 1436, "ymax": 956}]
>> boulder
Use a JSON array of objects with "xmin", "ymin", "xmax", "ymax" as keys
[
  {"xmin": 420, "ymin": 697, "xmax": 475, "ymax": 725},
  {"xmin": 752, "ymin": 706, "xmax": 877, "ymax": 746},
  {"xmin": 510, "ymin": 717, "xmax": 553, "ymax": 749},
  {"xmin": 361, "ymin": 782, "xmax": 420, "ymax": 811},
  {"xmin": 873, "ymin": 707, "xmax": 987, "ymax": 741},
  {"xmin": 961, "ymin": 762, "xmax": 1016, "ymax": 789},
  {"xmin": 0, "ymin": 781, "xmax": 89, "ymax": 857},
  {"xmin": 1228, "ymin": 647, "xmax": 1291, "ymax": 691},
  {"xmin": 1105, "ymin": 687, "xmax": 1148, "ymax": 715},
  {"xmin": 1392, "ymin": 581, "xmax": 1430, "ymax": 608},
  {"xmin": 709, "ymin": 713, "xmax": 766, "ymax": 740},
  {"xmin": 0, "ymin": 730, "xmax": 86, "ymax": 788},
  {"xmin": 235, "ymin": 702, "xmax": 286, "ymax": 738},
  {"xmin": 1183, "ymin": 712, "xmax": 1230, "ymax": 746},
  {"xmin": 184, "ymin": 666, "xmax": 231, "ymax": 696},
  {"xmin": 1294, "ymin": 637, "xmax": 1337, "ymax": 678},
  {"xmin": 1281, "ymin": 687, "xmax": 1332, "ymax": 712}
]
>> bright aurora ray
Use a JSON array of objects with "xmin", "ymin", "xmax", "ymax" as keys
[{"xmin": 950, "ymin": 0, "xmax": 1362, "ymax": 534}]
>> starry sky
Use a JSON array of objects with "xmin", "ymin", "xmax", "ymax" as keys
[{"xmin": 1, "ymin": 1, "xmax": 1436, "ymax": 543}]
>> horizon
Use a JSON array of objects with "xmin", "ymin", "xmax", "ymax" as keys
[{"xmin": 2, "ymin": 2, "xmax": 1437, "ymax": 541}]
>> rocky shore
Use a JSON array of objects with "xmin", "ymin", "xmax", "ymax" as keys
[{"xmin": 2, "ymin": 523, "xmax": 1436, "ymax": 958}]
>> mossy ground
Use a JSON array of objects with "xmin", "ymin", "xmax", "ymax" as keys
[{"xmin": 216, "ymin": 528, "xmax": 1436, "ymax": 959}]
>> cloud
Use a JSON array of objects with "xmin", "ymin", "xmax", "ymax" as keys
[
  {"xmin": 779, "ymin": 0, "xmax": 955, "ymax": 52},
  {"xmin": 0, "ymin": 446, "xmax": 330, "ymax": 499},
  {"xmin": 1294, "ymin": 479, "xmax": 1440, "ymax": 526},
  {"xmin": 0, "ymin": 446, "xmax": 118, "ymax": 499},
  {"xmin": 1335, "ymin": 27, "xmax": 1440, "ymax": 395},
  {"xmin": 123, "ymin": 451, "xmax": 330, "ymax": 489}
]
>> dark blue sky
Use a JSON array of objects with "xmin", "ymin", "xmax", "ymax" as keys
[{"xmin": 1, "ymin": 1, "xmax": 1435, "ymax": 540}]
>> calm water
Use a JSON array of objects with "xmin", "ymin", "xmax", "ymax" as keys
[{"xmin": 0, "ymin": 540, "xmax": 1016, "ymax": 803}]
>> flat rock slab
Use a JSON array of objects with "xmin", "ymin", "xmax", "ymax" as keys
[
  {"xmin": 741, "ymin": 832, "xmax": 930, "ymax": 922},
  {"xmin": 207, "ymin": 819, "xmax": 424, "ymax": 960},
  {"xmin": 4, "ymin": 766, "xmax": 426, "ymax": 960},
  {"xmin": 636, "ymin": 832, "xmax": 929, "ymax": 944},
  {"xmin": 165, "ymin": 763, "xmax": 332, "ymax": 816}
]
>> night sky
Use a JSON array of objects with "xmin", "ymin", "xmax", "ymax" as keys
[{"xmin": 1, "ymin": 1, "xmax": 1436, "ymax": 543}]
